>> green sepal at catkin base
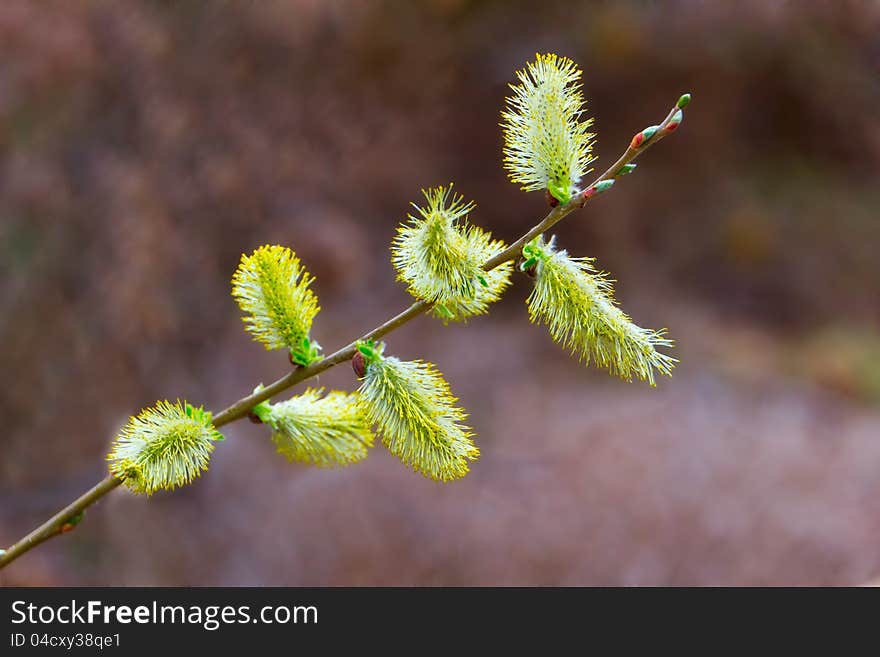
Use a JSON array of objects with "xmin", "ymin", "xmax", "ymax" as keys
[
  {"xmin": 522, "ymin": 237, "xmax": 676, "ymax": 385},
  {"xmin": 252, "ymin": 388, "xmax": 373, "ymax": 467},
  {"xmin": 231, "ymin": 245, "xmax": 322, "ymax": 366},
  {"xmin": 501, "ymin": 53, "xmax": 597, "ymax": 203},
  {"xmin": 391, "ymin": 185, "xmax": 512, "ymax": 322},
  {"xmin": 546, "ymin": 179, "xmax": 572, "ymax": 205},
  {"xmin": 107, "ymin": 400, "xmax": 224, "ymax": 495},
  {"xmin": 354, "ymin": 340, "xmax": 479, "ymax": 482}
]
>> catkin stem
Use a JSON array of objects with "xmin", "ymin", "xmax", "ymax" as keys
[{"xmin": 0, "ymin": 95, "xmax": 685, "ymax": 571}]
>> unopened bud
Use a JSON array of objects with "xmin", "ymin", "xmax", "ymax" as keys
[
  {"xmin": 665, "ymin": 109, "xmax": 683, "ymax": 132},
  {"xmin": 61, "ymin": 512, "xmax": 85, "ymax": 534},
  {"xmin": 630, "ymin": 125, "xmax": 659, "ymax": 149},
  {"xmin": 582, "ymin": 179, "xmax": 616, "ymax": 200}
]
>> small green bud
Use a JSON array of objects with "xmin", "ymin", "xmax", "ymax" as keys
[
  {"xmin": 616, "ymin": 163, "xmax": 637, "ymax": 176},
  {"xmin": 677, "ymin": 93, "xmax": 691, "ymax": 109},
  {"xmin": 61, "ymin": 511, "xmax": 85, "ymax": 533},
  {"xmin": 631, "ymin": 125, "xmax": 660, "ymax": 149},
  {"xmin": 665, "ymin": 109, "xmax": 683, "ymax": 132},
  {"xmin": 582, "ymin": 178, "xmax": 615, "ymax": 200}
]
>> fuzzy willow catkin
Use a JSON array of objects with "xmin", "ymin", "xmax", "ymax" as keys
[
  {"xmin": 252, "ymin": 389, "xmax": 373, "ymax": 467},
  {"xmin": 231, "ymin": 244, "xmax": 321, "ymax": 365},
  {"xmin": 354, "ymin": 341, "xmax": 478, "ymax": 482},
  {"xmin": 107, "ymin": 401, "xmax": 224, "ymax": 495},
  {"xmin": 501, "ymin": 53, "xmax": 597, "ymax": 204},
  {"xmin": 392, "ymin": 185, "xmax": 512, "ymax": 321},
  {"xmin": 523, "ymin": 237, "xmax": 676, "ymax": 385}
]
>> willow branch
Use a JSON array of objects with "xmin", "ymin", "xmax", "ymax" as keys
[
  {"xmin": 0, "ymin": 94, "xmax": 686, "ymax": 571},
  {"xmin": 483, "ymin": 98, "xmax": 684, "ymax": 270},
  {"xmin": 0, "ymin": 475, "xmax": 122, "ymax": 568}
]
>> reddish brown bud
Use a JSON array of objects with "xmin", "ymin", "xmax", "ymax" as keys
[
  {"xmin": 247, "ymin": 411, "xmax": 263, "ymax": 424},
  {"xmin": 544, "ymin": 188, "xmax": 560, "ymax": 208},
  {"xmin": 352, "ymin": 351, "xmax": 367, "ymax": 379}
]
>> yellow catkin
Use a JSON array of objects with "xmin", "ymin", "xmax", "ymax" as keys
[
  {"xmin": 108, "ymin": 401, "xmax": 222, "ymax": 495},
  {"xmin": 525, "ymin": 237, "xmax": 676, "ymax": 385},
  {"xmin": 231, "ymin": 245, "xmax": 320, "ymax": 365},
  {"xmin": 356, "ymin": 343, "xmax": 478, "ymax": 481},
  {"xmin": 392, "ymin": 185, "xmax": 512, "ymax": 322},
  {"xmin": 256, "ymin": 389, "xmax": 374, "ymax": 467},
  {"xmin": 501, "ymin": 53, "xmax": 597, "ymax": 204}
]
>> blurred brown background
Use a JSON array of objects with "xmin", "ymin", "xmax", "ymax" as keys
[{"xmin": 2, "ymin": 0, "xmax": 879, "ymax": 586}]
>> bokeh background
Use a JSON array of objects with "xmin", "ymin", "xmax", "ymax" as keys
[{"xmin": 2, "ymin": 0, "xmax": 879, "ymax": 586}]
